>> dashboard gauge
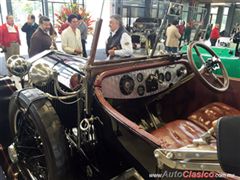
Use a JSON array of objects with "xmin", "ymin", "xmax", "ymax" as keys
[
  {"xmin": 119, "ymin": 75, "xmax": 135, "ymax": 95},
  {"xmin": 137, "ymin": 85, "xmax": 145, "ymax": 96},
  {"xmin": 158, "ymin": 73, "xmax": 164, "ymax": 82},
  {"xmin": 146, "ymin": 74, "xmax": 158, "ymax": 92},
  {"xmin": 136, "ymin": 73, "xmax": 144, "ymax": 82},
  {"xmin": 155, "ymin": 70, "xmax": 159, "ymax": 77},
  {"xmin": 177, "ymin": 66, "xmax": 187, "ymax": 77},
  {"xmin": 165, "ymin": 72, "xmax": 171, "ymax": 81}
]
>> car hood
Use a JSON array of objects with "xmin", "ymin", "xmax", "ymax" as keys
[{"xmin": 27, "ymin": 50, "xmax": 88, "ymax": 88}]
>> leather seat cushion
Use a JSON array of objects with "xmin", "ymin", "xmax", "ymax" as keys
[
  {"xmin": 151, "ymin": 120, "xmax": 205, "ymax": 149},
  {"xmin": 188, "ymin": 102, "xmax": 240, "ymax": 131}
]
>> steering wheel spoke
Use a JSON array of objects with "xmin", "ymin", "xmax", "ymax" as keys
[
  {"xmin": 193, "ymin": 46, "xmax": 206, "ymax": 65},
  {"xmin": 210, "ymin": 72, "xmax": 224, "ymax": 87},
  {"xmin": 198, "ymin": 64, "xmax": 207, "ymax": 74}
]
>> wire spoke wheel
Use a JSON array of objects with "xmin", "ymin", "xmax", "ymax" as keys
[
  {"xmin": 9, "ymin": 88, "xmax": 69, "ymax": 180},
  {"xmin": 14, "ymin": 111, "xmax": 47, "ymax": 179}
]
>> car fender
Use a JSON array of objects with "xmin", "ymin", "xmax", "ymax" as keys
[
  {"xmin": 0, "ymin": 77, "xmax": 17, "ymax": 110},
  {"xmin": 0, "ymin": 77, "xmax": 17, "ymax": 146}
]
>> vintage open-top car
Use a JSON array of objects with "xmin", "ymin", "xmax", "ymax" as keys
[{"xmin": 1, "ymin": 3, "xmax": 240, "ymax": 180}]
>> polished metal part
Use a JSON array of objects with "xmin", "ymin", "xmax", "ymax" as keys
[
  {"xmin": 28, "ymin": 63, "xmax": 53, "ymax": 86},
  {"xmin": 154, "ymin": 145, "xmax": 223, "ymax": 172},
  {"xmin": 7, "ymin": 55, "xmax": 31, "ymax": 77},
  {"xmin": 8, "ymin": 143, "xmax": 18, "ymax": 164}
]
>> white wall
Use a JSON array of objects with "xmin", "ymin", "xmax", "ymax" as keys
[
  {"xmin": 1, "ymin": 0, "xmax": 8, "ymax": 23},
  {"xmin": 85, "ymin": 0, "xmax": 112, "ymax": 49}
]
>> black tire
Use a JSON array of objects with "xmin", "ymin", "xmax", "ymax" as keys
[
  {"xmin": 9, "ymin": 88, "xmax": 69, "ymax": 180},
  {"xmin": 0, "ymin": 77, "xmax": 16, "ymax": 146}
]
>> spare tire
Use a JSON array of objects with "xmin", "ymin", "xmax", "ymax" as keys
[{"xmin": 9, "ymin": 88, "xmax": 69, "ymax": 180}]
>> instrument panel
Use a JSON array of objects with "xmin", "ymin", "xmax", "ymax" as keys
[{"xmin": 101, "ymin": 64, "xmax": 188, "ymax": 99}]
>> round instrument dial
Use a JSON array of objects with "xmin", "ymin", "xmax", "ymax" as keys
[
  {"xmin": 165, "ymin": 72, "xmax": 171, "ymax": 81},
  {"xmin": 137, "ymin": 85, "xmax": 145, "ymax": 96},
  {"xmin": 158, "ymin": 73, "xmax": 164, "ymax": 82},
  {"xmin": 119, "ymin": 75, "xmax": 135, "ymax": 95},
  {"xmin": 136, "ymin": 73, "xmax": 144, "ymax": 82}
]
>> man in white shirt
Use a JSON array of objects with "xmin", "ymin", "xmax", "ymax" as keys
[
  {"xmin": 61, "ymin": 14, "xmax": 82, "ymax": 55},
  {"xmin": 106, "ymin": 14, "xmax": 133, "ymax": 60}
]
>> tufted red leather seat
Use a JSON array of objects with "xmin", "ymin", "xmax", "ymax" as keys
[
  {"xmin": 187, "ymin": 102, "xmax": 240, "ymax": 131},
  {"xmin": 151, "ymin": 120, "xmax": 205, "ymax": 149},
  {"xmin": 151, "ymin": 102, "xmax": 240, "ymax": 149}
]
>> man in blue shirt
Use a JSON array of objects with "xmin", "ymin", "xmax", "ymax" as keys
[{"xmin": 21, "ymin": 14, "xmax": 38, "ymax": 52}]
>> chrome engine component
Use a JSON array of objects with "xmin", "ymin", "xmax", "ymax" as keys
[
  {"xmin": 78, "ymin": 116, "xmax": 101, "ymax": 147},
  {"xmin": 29, "ymin": 63, "xmax": 54, "ymax": 86},
  {"xmin": 7, "ymin": 55, "xmax": 31, "ymax": 77}
]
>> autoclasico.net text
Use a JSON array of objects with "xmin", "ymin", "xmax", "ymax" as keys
[{"xmin": 149, "ymin": 170, "xmax": 235, "ymax": 178}]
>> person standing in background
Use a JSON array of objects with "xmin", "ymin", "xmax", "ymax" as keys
[
  {"xmin": 183, "ymin": 22, "xmax": 192, "ymax": 45},
  {"xmin": 106, "ymin": 14, "xmax": 133, "ymax": 59},
  {"xmin": 165, "ymin": 19, "xmax": 181, "ymax": 53},
  {"xmin": 61, "ymin": 14, "xmax": 82, "ymax": 56},
  {"xmin": 49, "ymin": 23, "xmax": 58, "ymax": 50},
  {"xmin": 210, "ymin": 24, "xmax": 220, "ymax": 46},
  {"xmin": 233, "ymin": 28, "xmax": 240, "ymax": 57},
  {"xmin": 231, "ymin": 23, "xmax": 239, "ymax": 35},
  {"xmin": 177, "ymin": 20, "xmax": 185, "ymax": 47},
  {"xmin": 0, "ymin": 15, "xmax": 21, "ymax": 61},
  {"xmin": 21, "ymin": 14, "xmax": 38, "ymax": 52},
  {"xmin": 0, "ymin": 24, "xmax": 2, "ymax": 50},
  {"xmin": 29, "ymin": 16, "xmax": 52, "ymax": 57},
  {"xmin": 77, "ymin": 14, "xmax": 88, "ymax": 58}
]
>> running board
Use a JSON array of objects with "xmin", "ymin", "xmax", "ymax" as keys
[{"xmin": 154, "ymin": 148, "xmax": 223, "ymax": 172}]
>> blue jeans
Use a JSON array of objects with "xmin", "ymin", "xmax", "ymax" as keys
[
  {"xmin": 165, "ymin": 46, "xmax": 178, "ymax": 53},
  {"xmin": 210, "ymin": 39, "xmax": 217, "ymax": 46}
]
